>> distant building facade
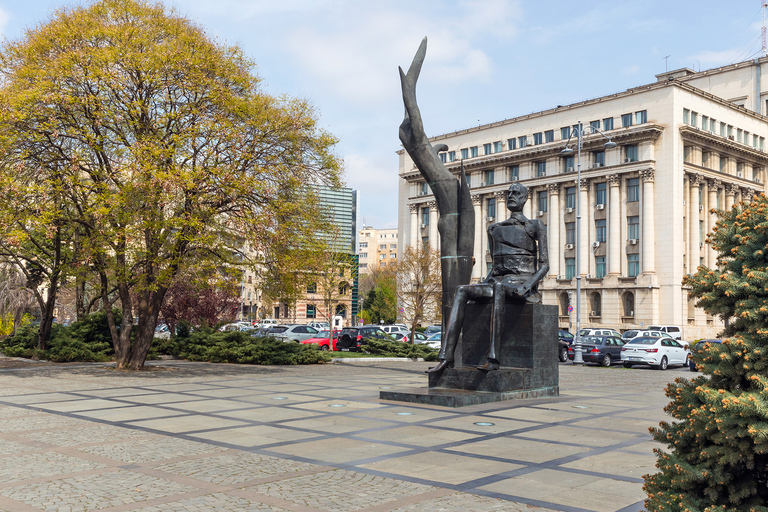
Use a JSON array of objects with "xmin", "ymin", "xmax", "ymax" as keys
[
  {"xmin": 398, "ymin": 59, "xmax": 768, "ymax": 339},
  {"xmin": 358, "ymin": 226, "xmax": 398, "ymax": 273}
]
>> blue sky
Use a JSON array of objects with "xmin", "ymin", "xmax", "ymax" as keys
[{"xmin": 1, "ymin": 0, "xmax": 765, "ymax": 229}]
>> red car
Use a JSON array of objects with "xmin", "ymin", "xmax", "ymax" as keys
[{"xmin": 300, "ymin": 330, "xmax": 340, "ymax": 351}]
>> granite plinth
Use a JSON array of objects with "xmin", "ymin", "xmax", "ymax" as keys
[{"xmin": 380, "ymin": 385, "xmax": 559, "ymax": 407}]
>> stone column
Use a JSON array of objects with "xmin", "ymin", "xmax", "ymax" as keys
[
  {"xmin": 683, "ymin": 175, "xmax": 690, "ymax": 273},
  {"xmin": 495, "ymin": 191, "xmax": 506, "ymax": 222},
  {"xmin": 479, "ymin": 196, "xmax": 488, "ymax": 275},
  {"xmin": 409, "ymin": 204, "xmax": 418, "ymax": 248},
  {"xmin": 744, "ymin": 189, "xmax": 755, "ymax": 203},
  {"xmin": 689, "ymin": 174, "xmax": 702, "ymax": 273},
  {"xmin": 700, "ymin": 179, "xmax": 709, "ymax": 268},
  {"xmin": 708, "ymin": 179, "xmax": 720, "ymax": 267},
  {"xmin": 548, "ymin": 183, "xmax": 561, "ymax": 278},
  {"xmin": 579, "ymin": 179, "xmax": 590, "ymax": 277},
  {"xmin": 641, "ymin": 170, "xmax": 655, "ymax": 274},
  {"xmin": 608, "ymin": 174, "xmax": 621, "ymax": 275},
  {"xmin": 428, "ymin": 201, "xmax": 438, "ymax": 252},
  {"xmin": 725, "ymin": 183, "xmax": 736, "ymax": 210},
  {"xmin": 472, "ymin": 195, "xmax": 483, "ymax": 281}
]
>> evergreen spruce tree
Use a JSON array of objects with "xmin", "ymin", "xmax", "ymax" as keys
[{"xmin": 644, "ymin": 194, "xmax": 768, "ymax": 511}]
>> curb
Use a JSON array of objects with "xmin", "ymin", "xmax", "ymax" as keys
[{"xmin": 331, "ymin": 357, "xmax": 425, "ymax": 363}]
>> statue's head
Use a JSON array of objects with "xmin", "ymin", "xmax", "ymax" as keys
[{"xmin": 506, "ymin": 182, "xmax": 528, "ymax": 212}]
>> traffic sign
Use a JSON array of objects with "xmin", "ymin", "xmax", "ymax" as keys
[{"xmin": 567, "ymin": 305, "xmax": 574, "ymax": 313}]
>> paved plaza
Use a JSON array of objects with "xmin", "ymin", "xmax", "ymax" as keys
[{"xmin": 0, "ymin": 358, "xmax": 688, "ymax": 512}]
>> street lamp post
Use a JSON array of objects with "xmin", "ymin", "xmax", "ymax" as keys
[{"xmin": 561, "ymin": 121, "xmax": 616, "ymax": 364}]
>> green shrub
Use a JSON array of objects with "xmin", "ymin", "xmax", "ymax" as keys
[
  {"xmin": 363, "ymin": 338, "xmax": 438, "ymax": 361},
  {"xmin": 176, "ymin": 331, "xmax": 331, "ymax": 365}
]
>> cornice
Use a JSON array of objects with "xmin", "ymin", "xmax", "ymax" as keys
[{"xmin": 679, "ymin": 126, "xmax": 768, "ymax": 163}]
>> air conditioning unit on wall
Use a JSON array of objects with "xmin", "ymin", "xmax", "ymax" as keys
[
  {"xmin": 628, "ymin": 239, "xmax": 639, "ymax": 245},
  {"xmin": 592, "ymin": 241, "xmax": 601, "ymax": 248},
  {"xmin": 565, "ymin": 244, "xmax": 575, "ymax": 250},
  {"xmin": 596, "ymin": 204, "xmax": 605, "ymax": 210},
  {"xmin": 566, "ymin": 207, "xmax": 574, "ymax": 213}
]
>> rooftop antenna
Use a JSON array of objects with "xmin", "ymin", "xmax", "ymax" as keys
[
  {"xmin": 763, "ymin": 0, "xmax": 768, "ymax": 56},
  {"xmin": 664, "ymin": 55, "xmax": 671, "ymax": 72}
]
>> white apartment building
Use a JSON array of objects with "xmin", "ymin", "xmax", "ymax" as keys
[
  {"xmin": 398, "ymin": 59, "xmax": 768, "ymax": 340},
  {"xmin": 358, "ymin": 227, "xmax": 398, "ymax": 273}
]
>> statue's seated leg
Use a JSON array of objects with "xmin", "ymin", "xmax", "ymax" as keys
[{"xmin": 477, "ymin": 281, "xmax": 516, "ymax": 371}]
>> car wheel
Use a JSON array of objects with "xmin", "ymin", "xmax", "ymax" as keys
[
  {"xmin": 623, "ymin": 362, "xmax": 633, "ymax": 368},
  {"xmin": 320, "ymin": 345, "xmax": 329, "ymax": 351},
  {"xmin": 684, "ymin": 353, "xmax": 690, "ymax": 365},
  {"xmin": 602, "ymin": 354, "xmax": 611, "ymax": 367},
  {"xmin": 655, "ymin": 356, "xmax": 668, "ymax": 371},
  {"xmin": 559, "ymin": 347, "xmax": 568, "ymax": 362}
]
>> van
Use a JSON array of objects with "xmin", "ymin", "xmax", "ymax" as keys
[
  {"xmin": 257, "ymin": 318, "xmax": 278, "ymax": 329},
  {"xmin": 648, "ymin": 325, "xmax": 682, "ymax": 341}
]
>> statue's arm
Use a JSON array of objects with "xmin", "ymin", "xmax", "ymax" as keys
[
  {"xmin": 482, "ymin": 224, "xmax": 496, "ymax": 283},
  {"xmin": 522, "ymin": 220, "xmax": 550, "ymax": 293}
]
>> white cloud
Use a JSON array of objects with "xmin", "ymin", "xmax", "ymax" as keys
[{"xmin": 342, "ymin": 152, "xmax": 400, "ymax": 226}]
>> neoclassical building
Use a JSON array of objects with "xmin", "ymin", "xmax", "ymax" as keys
[{"xmin": 397, "ymin": 59, "xmax": 768, "ymax": 339}]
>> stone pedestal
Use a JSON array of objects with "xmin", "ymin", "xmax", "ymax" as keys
[{"xmin": 381, "ymin": 302, "xmax": 559, "ymax": 407}]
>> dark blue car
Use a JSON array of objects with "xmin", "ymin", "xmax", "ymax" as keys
[{"xmin": 689, "ymin": 339, "xmax": 722, "ymax": 371}]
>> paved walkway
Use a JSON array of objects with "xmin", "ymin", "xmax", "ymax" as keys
[{"xmin": 0, "ymin": 359, "xmax": 688, "ymax": 512}]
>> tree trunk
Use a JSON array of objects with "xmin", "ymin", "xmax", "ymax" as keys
[
  {"xmin": 37, "ymin": 271, "xmax": 59, "ymax": 351},
  {"xmin": 126, "ymin": 288, "xmax": 166, "ymax": 370},
  {"xmin": 75, "ymin": 278, "xmax": 86, "ymax": 321}
]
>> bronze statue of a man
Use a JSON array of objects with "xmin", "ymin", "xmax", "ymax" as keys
[{"xmin": 429, "ymin": 182, "xmax": 549, "ymax": 373}]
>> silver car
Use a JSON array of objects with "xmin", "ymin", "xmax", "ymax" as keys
[{"xmin": 267, "ymin": 325, "xmax": 320, "ymax": 342}]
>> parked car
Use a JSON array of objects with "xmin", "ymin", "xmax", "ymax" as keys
[
  {"xmin": 307, "ymin": 321, "xmax": 330, "ymax": 330},
  {"xmin": 621, "ymin": 336, "xmax": 689, "ymax": 370},
  {"xmin": 648, "ymin": 325, "xmax": 683, "ymax": 341},
  {"xmin": 621, "ymin": 329, "xmax": 688, "ymax": 350},
  {"xmin": 154, "ymin": 324, "xmax": 171, "ymax": 340},
  {"xmin": 559, "ymin": 330, "xmax": 574, "ymax": 344},
  {"xmin": 219, "ymin": 322, "xmax": 252, "ymax": 332},
  {"xmin": 266, "ymin": 324, "xmax": 320, "ymax": 342},
  {"xmin": 300, "ymin": 329, "xmax": 341, "ymax": 351},
  {"xmin": 337, "ymin": 325, "xmax": 394, "ymax": 351},
  {"xmin": 578, "ymin": 328, "xmax": 621, "ymax": 338},
  {"xmin": 568, "ymin": 335, "xmax": 624, "ymax": 366},
  {"xmin": 419, "ymin": 332, "xmax": 442, "ymax": 350},
  {"xmin": 688, "ymin": 339, "xmax": 722, "ymax": 372},
  {"xmin": 394, "ymin": 331, "xmax": 427, "ymax": 343},
  {"xmin": 255, "ymin": 319, "xmax": 279, "ymax": 329},
  {"xmin": 424, "ymin": 325, "xmax": 442, "ymax": 336},
  {"xmin": 381, "ymin": 325, "xmax": 409, "ymax": 336}
]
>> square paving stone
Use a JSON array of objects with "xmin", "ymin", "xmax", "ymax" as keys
[
  {"xmin": 0, "ymin": 406, "xmax": 46, "ymax": 418},
  {"xmin": 20, "ymin": 423, "xmax": 151, "ymax": 447},
  {"xmin": 516, "ymin": 425, "xmax": 641, "ymax": 447},
  {"xmin": 356, "ymin": 425, "xmax": 481, "ymax": 447},
  {"xmin": 153, "ymin": 451, "xmax": 320, "ymax": 485},
  {"xmin": 485, "ymin": 406, "xmax": 582, "ymax": 423},
  {"xmin": 220, "ymin": 406, "xmax": 318, "ymax": 423},
  {"xmin": 75, "ymin": 405, "xmax": 183, "ymax": 423},
  {"xmin": 269, "ymin": 438, "xmax": 409, "ymax": 464},
  {"xmin": 78, "ymin": 436, "xmax": 226, "ymax": 463},
  {"xmin": 0, "ymin": 414, "xmax": 91, "ymax": 432},
  {"xmin": 126, "ymin": 415, "xmax": 251, "ymax": 433},
  {"xmin": 279, "ymin": 415, "xmax": 387, "ymax": 434},
  {"xmin": 131, "ymin": 491, "xmax": 289, "ymax": 511},
  {"xmin": 0, "ymin": 452, "xmax": 108, "ymax": 484},
  {"xmin": 427, "ymin": 415, "xmax": 533, "ymax": 435},
  {"xmin": 36, "ymin": 398, "xmax": 128, "ymax": 413},
  {"xmin": 452, "ymin": 436, "xmax": 588, "ymax": 464},
  {"xmin": 560, "ymin": 449, "xmax": 658, "ymax": 478},
  {"xmin": 388, "ymin": 491, "xmax": 556, "ymax": 512},
  {"xmin": 361, "ymin": 451, "xmax": 524, "ymax": 486},
  {"xmin": 189, "ymin": 424, "xmax": 321, "ymax": 447},
  {"xmin": 0, "ymin": 470, "xmax": 198, "ymax": 511},
  {"xmin": 243, "ymin": 469, "xmax": 435, "ymax": 511}
]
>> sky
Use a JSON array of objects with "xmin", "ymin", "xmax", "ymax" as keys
[{"xmin": 1, "ymin": 0, "xmax": 766, "ymax": 229}]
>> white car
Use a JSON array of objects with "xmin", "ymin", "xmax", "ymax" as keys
[
  {"xmin": 621, "ymin": 336, "xmax": 689, "ymax": 370},
  {"xmin": 622, "ymin": 329, "xmax": 689, "ymax": 350},
  {"xmin": 419, "ymin": 332, "xmax": 442, "ymax": 350},
  {"xmin": 578, "ymin": 328, "xmax": 621, "ymax": 338},
  {"xmin": 648, "ymin": 325, "xmax": 683, "ymax": 341},
  {"xmin": 381, "ymin": 325, "xmax": 409, "ymax": 336}
]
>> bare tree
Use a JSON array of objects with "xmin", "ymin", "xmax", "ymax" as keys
[
  {"xmin": 0, "ymin": 264, "xmax": 35, "ymax": 337},
  {"xmin": 396, "ymin": 244, "xmax": 442, "ymax": 343}
]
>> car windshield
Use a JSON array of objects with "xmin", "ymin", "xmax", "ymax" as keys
[
  {"xmin": 581, "ymin": 336, "xmax": 602, "ymax": 345},
  {"xmin": 269, "ymin": 327, "xmax": 288, "ymax": 333},
  {"xmin": 622, "ymin": 330, "xmax": 639, "ymax": 338},
  {"xmin": 318, "ymin": 330, "xmax": 330, "ymax": 337},
  {"xmin": 628, "ymin": 337, "xmax": 657, "ymax": 345},
  {"xmin": 648, "ymin": 326, "xmax": 662, "ymax": 331}
]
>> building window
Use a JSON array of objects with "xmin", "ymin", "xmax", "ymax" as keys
[
  {"xmin": 487, "ymin": 198, "xmax": 496, "ymax": 219},
  {"xmin": 564, "ymin": 156, "xmax": 575, "ymax": 172},
  {"xmin": 623, "ymin": 291, "xmax": 635, "ymax": 316},
  {"xmin": 636, "ymin": 110, "xmax": 647, "ymax": 124},
  {"xmin": 335, "ymin": 304, "xmax": 347, "ymax": 318},
  {"xmin": 448, "ymin": 151, "xmax": 456, "ymax": 161},
  {"xmin": 545, "ymin": 130, "xmax": 554, "ymax": 143},
  {"xmin": 379, "ymin": 253, "xmax": 385, "ymax": 259},
  {"xmin": 593, "ymin": 151, "xmax": 605, "ymax": 167},
  {"xmin": 506, "ymin": 139, "xmax": 516, "ymax": 151},
  {"xmin": 518, "ymin": 136, "xmax": 527, "ymax": 148},
  {"xmin": 421, "ymin": 207, "xmax": 429, "ymax": 226},
  {"xmin": 590, "ymin": 120, "xmax": 600, "ymax": 131},
  {"xmin": 701, "ymin": 115, "xmax": 708, "ymax": 130},
  {"xmin": 390, "ymin": 244, "xmax": 397, "ymax": 249},
  {"xmin": 590, "ymin": 292, "xmax": 602, "ymax": 316},
  {"xmin": 603, "ymin": 117, "xmax": 614, "ymax": 131},
  {"xmin": 465, "ymin": 173, "xmax": 471, "ymax": 188},
  {"xmin": 691, "ymin": 112, "xmax": 698, "ymax": 127},
  {"xmin": 440, "ymin": 153, "xmax": 446, "ymax": 163},
  {"xmin": 565, "ymin": 187, "xmax": 576, "ymax": 209},
  {"xmin": 390, "ymin": 253, "xmax": 396, "ymax": 258},
  {"xmin": 700, "ymin": 220, "xmax": 704, "ymax": 243},
  {"xmin": 621, "ymin": 113, "xmax": 633, "ymax": 127},
  {"xmin": 561, "ymin": 127, "xmax": 570, "ymax": 140},
  {"xmin": 508, "ymin": 165, "xmax": 519, "ymax": 181},
  {"xmin": 420, "ymin": 182, "xmax": 429, "ymax": 195},
  {"xmin": 461, "ymin": 148, "xmax": 468, "ymax": 160},
  {"xmin": 625, "ymin": 144, "xmax": 638, "ymax": 162},
  {"xmin": 710, "ymin": 118, "xmax": 716, "ymax": 132},
  {"xmin": 359, "ymin": 263, "xmax": 367, "ymax": 269},
  {"xmin": 306, "ymin": 305, "xmax": 316, "ymax": 318},
  {"xmin": 595, "ymin": 219, "xmax": 606, "ymax": 242},
  {"xmin": 720, "ymin": 122, "xmax": 726, "ymax": 137},
  {"xmin": 359, "ymin": 252, "xmax": 367, "ymax": 258},
  {"xmin": 595, "ymin": 182, "xmax": 606, "ymax": 205},
  {"xmin": 379, "ymin": 244, "xmax": 387, "ymax": 249},
  {"xmin": 471, "ymin": 146, "xmax": 479, "ymax": 157},
  {"xmin": 533, "ymin": 132, "xmax": 543, "ymax": 145},
  {"xmin": 565, "ymin": 258, "xmax": 576, "ymax": 279},
  {"xmin": 628, "ymin": 216, "xmax": 640, "ymax": 239},
  {"xmin": 359, "ymin": 242, "xmax": 368, "ymax": 248},
  {"xmin": 484, "ymin": 143, "xmax": 492, "ymax": 155},
  {"xmin": 628, "ymin": 254, "xmax": 640, "ymax": 277},
  {"xmin": 737, "ymin": 128, "xmax": 743, "ymax": 143},
  {"xmin": 559, "ymin": 292, "xmax": 570, "ymax": 315},
  {"xmin": 536, "ymin": 161, "xmax": 546, "ymax": 177},
  {"xmin": 537, "ymin": 190, "xmax": 547, "ymax": 212},
  {"xmin": 627, "ymin": 178, "xmax": 640, "ymax": 201},
  {"xmin": 683, "ymin": 108, "xmax": 690, "ymax": 124},
  {"xmin": 483, "ymin": 169, "xmax": 495, "ymax": 185},
  {"xmin": 565, "ymin": 222, "xmax": 575, "ymax": 244},
  {"xmin": 595, "ymin": 256, "xmax": 606, "ymax": 278},
  {"xmin": 307, "ymin": 282, "xmax": 317, "ymax": 293},
  {"xmin": 421, "ymin": 236, "xmax": 429, "ymax": 246},
  {"xmin": 494, "ymin": 141, "xmax": 503, "ymax": 153}
]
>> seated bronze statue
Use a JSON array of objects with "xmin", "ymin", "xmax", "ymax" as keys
[{"xmin": 428, "ymin": 182, "xmax": 549, "ymax": 373}]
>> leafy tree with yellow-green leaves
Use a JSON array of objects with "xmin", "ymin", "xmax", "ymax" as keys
[
  {"xmin": 0, "ymin": 0, "xmax": 341, "ymax": 369},
  {"xmin": 644, "ymin": 194, "xmax": 768, "ymax": 511}
]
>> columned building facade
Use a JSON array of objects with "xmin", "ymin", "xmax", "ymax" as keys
[{"xmin": 397, "ymin": 66, "xmax": 768, "ymax": 340}]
